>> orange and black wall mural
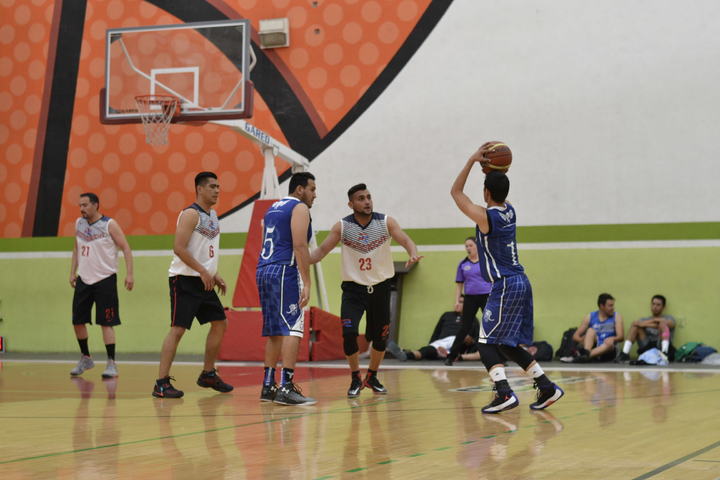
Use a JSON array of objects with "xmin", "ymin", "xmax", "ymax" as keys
[{"xmin": 0, "ymin": 0, "xmax": 452, "ymax": 238}]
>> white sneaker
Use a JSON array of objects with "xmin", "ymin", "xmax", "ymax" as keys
[
  {"xmin": 70, "ymin": 355, "xmax": 95, "ymax": 376},
  {"xmin": 102, "ymin": 360, "xmax": 118, "ymax": 378}
]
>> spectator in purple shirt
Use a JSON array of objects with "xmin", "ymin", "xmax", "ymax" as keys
[{"xmin": 445, "ymin": 237, "xmax": 493, "ymax": 365}]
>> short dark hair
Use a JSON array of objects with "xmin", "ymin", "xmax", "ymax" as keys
[
  {"xmin": 597, "ymin": 293, "xmax": 615, "ymax": 307},
  {"xmin": 347, "ymin": 183, "xmax": 367, "ymax": 199},
  {"xmin": 465, "ymin": 236, "xmax": 475, "ymax": 242},
  {"xmin": 652, "ymin": 294, "xmax": 666, "ymax": 306},
  {"xmin": 288, "ymin": 172, "xmax": 315, "ymax": 194},
  {"xmin": 484, "ymin": 171, "xmax": 509, "ymax": 203},
  {"xmin": 195, "ymin": 171, "xmax": 217, "ymax": 188},
  {"xmin": 80, "ymin": 192, "xmax": 99, "ymax": 207}
]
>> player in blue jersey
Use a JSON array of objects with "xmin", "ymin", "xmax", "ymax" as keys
[
  {"xmin": 451, "ymin": 145, "xmax": 564, "ymax": 413},
  {"xmin": 257, "ymin": 172, "xmax": 317, "ymax": 406}
]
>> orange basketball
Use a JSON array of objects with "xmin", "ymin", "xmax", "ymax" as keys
[{"xmin": 482, "ymin": 142, "xmax": 512, "ymax": 174}]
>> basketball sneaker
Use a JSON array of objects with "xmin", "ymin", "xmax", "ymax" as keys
[
  {"xmin": 196, "ymin": 368, "xmax": 234, "ymax": 393},
  {"xmin": 481, "ymin": 387, "xmax": 519, "ymax": 414},
  {"xmin": 152, "ymin": 376, "xmax": 184, "ymax": 398},
  {"xmin": 529, "ymin": 382, "xmax": 564, "ymax": 410},
  {"xmin": 273, "ymin": 383, "xmax": 316, "ymax": 406},
  {"xmin": 260, "ymin": 383, "xmax": 278, "ymax": 402},
  {"xmin": 347, "ymin": 376, "xmax": 364, "ymax": 398},
  {"xmin": 364, "ymin": 375, "xmax": 387, "ymax": 394},
  {"xmin": 70, "ymin": 355, "xmax": 94, "ymax": 376},
  {"xmin": 101, "ymin": 360, "xmax": 118, "ymax": 378},
  {"xmin": 615, "ymin": 352, "xmax": 631, "ymax": 363}
]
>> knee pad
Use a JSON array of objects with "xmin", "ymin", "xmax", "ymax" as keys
[
  {"xmin": 498, "ymin": 344, "xmax": 535, "ymax": 370},
  {"xmin": 372, "ymin": 337, "xmax": 387, "ymax": 352},
  {"xmin": 343, "ymin": 333, "xmax": 359, "ymax": 356}
]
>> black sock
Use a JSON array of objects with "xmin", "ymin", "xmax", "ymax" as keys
[
  {"xmin": 495, "ymin": 379, "xmax": 511, "ymax": 394},
  {"xmin": 404, "ymin": 351, "xmax": 414, "ymax": 360},
  {"xmin": 105, "ymin": 343, "xmax": 115, "ymax": 361},
  {"xmin": 78, "ymin": 338, "xmax": 90, "ymax": 357},
  {"xmin": 351, "ymin": 370, "xmax": 361, "ymax": 379},
  {"xmin": 281, "ymin": 368, "xmax": 294, "ymax": 386},
  {"xmin": 367, "ymin": 368, "xmax": 377, "ymax": 377},
  {"xmin": 263, "ymin": 367, "xmax": 276, "ymax": 386},
  {"xmin": 535, "ymin": 374, "xmax": 553, "ymax": 389}
]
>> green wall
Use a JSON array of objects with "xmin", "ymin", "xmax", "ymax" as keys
[{"xmin": 1, "ymin": 244, "xmax": 718, "ymax": 355}]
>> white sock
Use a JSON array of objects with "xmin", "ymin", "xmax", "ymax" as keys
[
  {"xmin": 622, "ymin": 340, "xmax": 632, "ymax": 354},
  {"xmin": 661, "ymin": 340, "xmax": 669, "ymax": 354},
  {"xmin": 526, "ymin": 363, "xmax": 544, "ymax": 378},
  {"xmin": 489, "ymin": 367, "xmax": 507, "ymax": 382}
]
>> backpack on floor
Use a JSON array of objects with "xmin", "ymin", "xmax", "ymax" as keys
[
  {"xmin": 531, "ymin": 341, "xmax": 554, "ymax": 362},
  {"xmin": 687, "ymin": 345, "xmax": 718, "ymax": 363},
  {"xmin": 554, "ymin": 328, "xmax": 578, "ymax": 359},
  {"xmin": 675, "ymin": 342, "xmax": 703, "ymax": 362}
]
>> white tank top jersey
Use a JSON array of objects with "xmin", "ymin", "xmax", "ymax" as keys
[
  {"xmin": 76, "ymin": 216, "xmax": 118, "ymax": 285},
  {"xmin": 168, "ymin": 203, "xmax": 220, "ymax": 277},
  {"xmin": 340, "ymin": 212, "xmax": 395, "ymax": 286}
]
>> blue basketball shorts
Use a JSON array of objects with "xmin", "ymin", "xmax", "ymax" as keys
[
  {"xmin": 256, "ymin": 264, "xmax": 305, "ymax": 337},
  {"xmin": 479, "ymin": 273, "xmax": 534, "ymax": 346}
]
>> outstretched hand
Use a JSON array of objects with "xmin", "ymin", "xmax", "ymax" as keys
[{"xmin": 405, "ymin": 255, "xmax": 424, "ymax": 269}]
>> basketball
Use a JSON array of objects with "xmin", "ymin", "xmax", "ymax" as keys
[{"xmin": 481, "ymin": 142, "xmax": 512, "ymax": 174}]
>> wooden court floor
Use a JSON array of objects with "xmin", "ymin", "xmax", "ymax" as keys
[{"xmin": 1, "ymin": 360, "xmax": 719, "ymax": 479}]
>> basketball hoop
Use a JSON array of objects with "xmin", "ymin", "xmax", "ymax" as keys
[{"xmin": 134, "ymin": 95, "xmax": 179, "ymax": 145}]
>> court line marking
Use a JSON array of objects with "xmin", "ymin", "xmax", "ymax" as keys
[
  {"xmin": 3, "ymin": 358, "xmax": 720, "ymax": 374},
  {"xmin": 632, "ymin": 439, "xmax": 720, "ymax": 479},
  {"xmin": 2, "ymin": 239, "xmax": 718, "ymax": 258}
]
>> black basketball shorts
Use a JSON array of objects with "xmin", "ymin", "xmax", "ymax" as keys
[
  {"xmin": 72, "ymin": 274, "xmax": 120, "ymax": 326},
  {"xmin": 340, "ymin": 279, "xmax": 391, "ymax": 340},
  {"xmin": 169, "ymin": 275, "xmax": 226, "ymax": 330}
]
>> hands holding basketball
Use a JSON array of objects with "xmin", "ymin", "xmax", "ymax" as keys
[{"xmin": 471, "ymin": 141, "xmax": 512, "ymax": 174}]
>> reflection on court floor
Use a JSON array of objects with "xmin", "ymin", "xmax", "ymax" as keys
[{"xmin": 1, "ymin": 361, "xmax": 719, "ymax": 479}]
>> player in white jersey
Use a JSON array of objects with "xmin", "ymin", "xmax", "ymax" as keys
[
  {"xmin": 153, "ymin": 172, "xmax": 233, "ymax": 399},
  {"xmin": 310, "ymin": 183, "xmax": 422, "ymax": 397},
  {"xmin": 69, "ymin": 192, "xmax": 133, "ymax": 378}
]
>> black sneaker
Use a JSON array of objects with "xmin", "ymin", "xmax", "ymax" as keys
[
  {"xmin": 347, "ymin": 376, "xmax": 364, "ymax": 398},
  {"xmin": 273, "ymin": 382, "xmax": 317, "ymax": 406},
  {"xmin": 197, "ymin": 369, "xmax": 234, "ymax": 393},
  {"xmin": 386, "ymin": 341, "xmax": 407, "ymax": 361},
  {"xmin": 615, "ymin": 352, "xmax": 631, "ymax": 363},
  {"xmin": 481, "ymin": 388, "xmax": 519, "ymax": 414},
  {"xmin": 529, "ymin": 382, "xmax": 564, "ymax": 410},
  {"xmin": 444, "ymin": 356, "xmax": 455, "ymax": 366},
  {"xmin": 260, "ymin": 383, "xmax": 278, "ymax": 402},
  {"xmin": 364, "ymin": 375, "xmax": 387, "ymax": 394},
  {"xmin": 153, "ymin": 376, "xmax": 184, "ymax": 398}
]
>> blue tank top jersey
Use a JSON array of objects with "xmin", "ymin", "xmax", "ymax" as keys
[
  {"xmin": 589, "ymin": 310, "xmax": 617, "ymax": 344},
  {"xmin": 257, "ymin": 197, "xmax": 312, "ymax": 267},
  {"xmin": 476, "ymin": 203, "xmax": 525, "ymax": 282}
]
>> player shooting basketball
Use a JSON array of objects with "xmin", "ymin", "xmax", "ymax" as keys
[{"xmin": 450, "ymin": 143, "xmax": 564, "ymax": 413}]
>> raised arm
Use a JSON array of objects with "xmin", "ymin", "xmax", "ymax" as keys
[
  {"xmin": 387, "ymin": 216, "xmax": 423, "ymax": 268},
  {"xmin": 309, "ymin": 221, "xmax": 341, "ymax": 264},
  {"xmin": 291, "ymin": 203, "xmax": 312, "ymax": 308},
  {"xmin": 108, "ymin": 219, "xmax": 134, "ymax": 291},
  {"xmin": 451, "ymin": 149, "xmax": 490, "ymax": 233},
  {"xmin": 174, "ymin": 209, "xmax": 213, "ymax": 291}
]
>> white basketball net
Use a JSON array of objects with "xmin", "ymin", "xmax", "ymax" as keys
[{"xmin": 135, "ymin": 95, "xmax": 179, "ymax": 145}]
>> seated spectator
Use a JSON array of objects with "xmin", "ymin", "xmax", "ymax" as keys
[
  {"xmin": 387, "ymin": 298, "xmax": 479, "ymax": 361},
  {"xmin": 561, "ymin": 293, "xmax": 624, "ymax": 363},
  {"xmin": 445, "ymin": 237, "xmax": 491, "ymax": 365},
  {"xmin": 616, "ymin": 295, "xmax": 675, "ymax": 362}
]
